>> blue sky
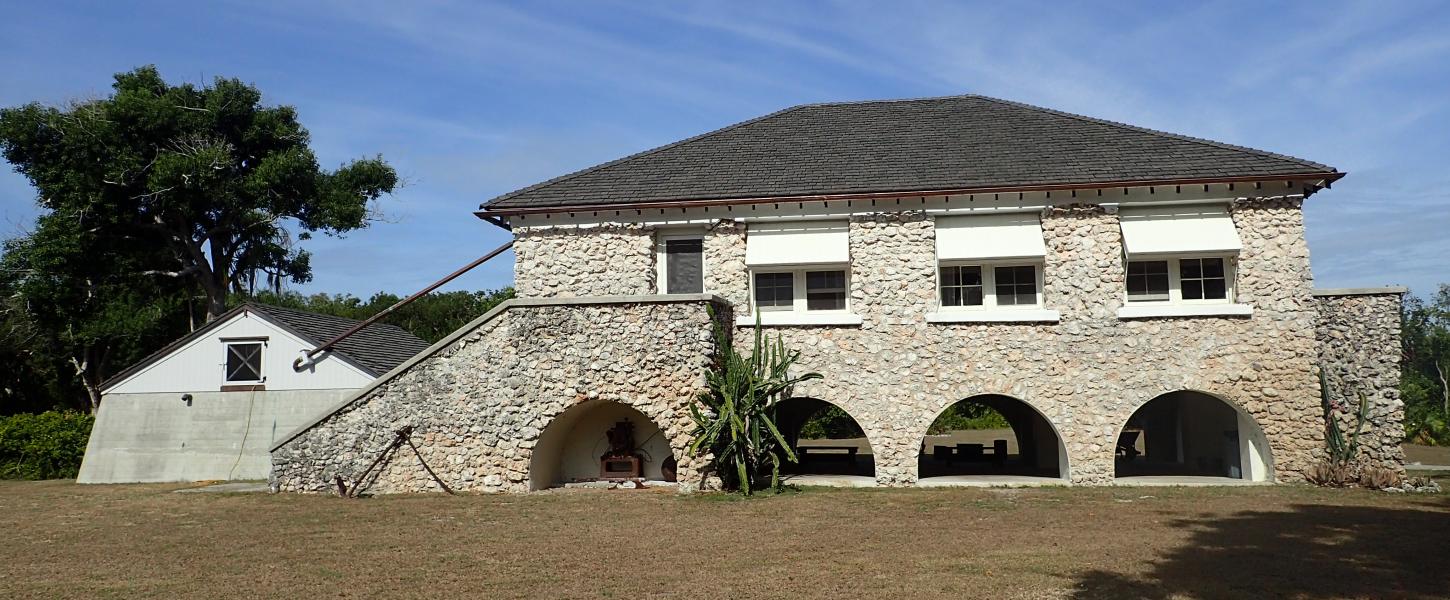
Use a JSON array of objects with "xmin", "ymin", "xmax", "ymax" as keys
[{"xmin": 2, "ymin": 1, "xmax": 1447, "ymax": 298}]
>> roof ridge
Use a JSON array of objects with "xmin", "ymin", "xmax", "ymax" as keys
[
  {"xmin": 481, "ymin": 103, "xmax": 815, "ymax": 209},
  {"xmin": 970, "ymin": 95, "xmax": 1334, "ymax": 172}
]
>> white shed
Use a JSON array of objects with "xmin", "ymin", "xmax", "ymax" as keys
[{"xmin": 77, "ymin": 303, "xmax": 429, "ymax": 483}]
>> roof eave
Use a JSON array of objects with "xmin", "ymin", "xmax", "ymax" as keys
[{"xmin": 475, "ymin": 171, "xmax": 1346, "ymax": 218}]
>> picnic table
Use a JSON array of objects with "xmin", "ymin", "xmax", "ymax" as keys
[
  {"xmin": 932, "ymin": 440, "xmax": 1009, "ymax": 466},
  {"xmin": 798, "ymin": 445, "xmax": 859, "ymax": 464}
]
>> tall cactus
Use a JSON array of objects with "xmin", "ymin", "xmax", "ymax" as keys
[{"xmin": 1319, "ymin": 366, "xmax": 1369, "ymax": 464}]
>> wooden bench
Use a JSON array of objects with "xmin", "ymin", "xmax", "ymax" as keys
[{"xmin": 798, "ymin": 446, "xmax": 859, "ymax": 464}]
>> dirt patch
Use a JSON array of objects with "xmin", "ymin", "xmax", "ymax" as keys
[{"xmin": 0, "ymin": 481, "xmax": 1445, "ymax": 599}]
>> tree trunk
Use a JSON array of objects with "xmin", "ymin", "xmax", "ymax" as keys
[
  {"xmin": 70, "ymin": 349, "xmax": 105, "ymax": 414},
  {"xmin": 1437, "ymin": 360, "xmax": 1449, "ymax": 419}
]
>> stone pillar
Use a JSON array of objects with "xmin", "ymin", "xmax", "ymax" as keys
[
  {"xmin": 1042, "ymin": 204, "xmax": 1125, "ymax": 485},
  {"xmin": 1314, "ymin": 290, "xmax": 1407, "ymax": 474}
]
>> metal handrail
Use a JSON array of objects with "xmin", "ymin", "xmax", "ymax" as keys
[{"xmin": 292, "ymin": 240, "xmax": 515, "ymax": 372}]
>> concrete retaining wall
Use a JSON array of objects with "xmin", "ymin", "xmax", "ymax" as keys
[{"xmin": 79, "ymin": 389, "xmax": 353, "ymax": 483}]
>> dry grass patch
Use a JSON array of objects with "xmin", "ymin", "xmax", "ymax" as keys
[{"xmin": 0, "ymin": 481, "xmax": 1446, "ymax": 599}]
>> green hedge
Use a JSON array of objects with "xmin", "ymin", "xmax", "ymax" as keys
[{"xmin": 0, "ymin": 411, "xmax": 94, "ymax": 480}]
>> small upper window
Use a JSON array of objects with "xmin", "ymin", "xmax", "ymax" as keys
[
  {"xmin": 225, "ymin": 342, "xmax": 263, "ymax": 382},
  {"xmin": 662, "ymin": 237, "xmax": 704, "ymax": 294}
]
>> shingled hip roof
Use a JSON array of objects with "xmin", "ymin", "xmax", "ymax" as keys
[{"xmin": 480, "ymin": 95, "xmax": 1340, "ymax": 212}]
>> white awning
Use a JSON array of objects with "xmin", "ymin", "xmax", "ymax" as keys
[
  {"xmin": 934, "ymin": 213, "xmax": 1046, "ymax": 261},
  {"xmin": 745, "ymin": 221, "xmax": 850, "ymax": 266},
  {"xmin": 1119, "ymin": 205, "xmax": 1242, "ymax": 255}
]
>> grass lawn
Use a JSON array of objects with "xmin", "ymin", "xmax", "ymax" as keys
[{"xmin": 1, "ymin": 481, "xmax": 1446, "ymax": 599}]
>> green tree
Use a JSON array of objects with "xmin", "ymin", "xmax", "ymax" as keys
[
  {"xmin": 0, "ymin": 65, "xmax": 398, "ymax": 320},
  {"xmin": 240, "ymin": 288, "xmax": 515, "ymax": 344},
  {"xmin": 0, "ymin": 214, "xmax": 189, "ymax": 413},
  {"xmin": 1403, "ymin": 286, "xmax": 1450, "ymax": 445}
]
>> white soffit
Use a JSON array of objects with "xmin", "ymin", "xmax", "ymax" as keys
[
  {"xmin": 1119, "ymin": 205, "xmax": 1242, "ymax": 255},
  {"xmin": 745, "ymin": 220, "xmax": 850, "ymax": 266},
  {"xmin": 935, "ymin": 213, "xmax": 1047, "ymax": 260}
]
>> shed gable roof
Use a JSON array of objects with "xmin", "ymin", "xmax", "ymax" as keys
[
  {"xmin": 100, "ymin": 303, "xmax": 430, "ymax": 391},
  {"xmin": 481, "ymin": 95, "xmax": 1338, "ymax": 211}
]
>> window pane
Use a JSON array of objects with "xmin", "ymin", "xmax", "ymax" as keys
[
  {"xmin": 1182, "ymin": 279, "xmax": 1204, "ymax": 300},
  {"xmin": 1180, "ymin": 258, "xmax": 1202, "ymax": 279},
  {"xmin": 1202, "ymin": 257, "xmax": 1225, "ymax": 278},
  {"xmin": 805, "ymin": 270, "xmax": 846, "ymax": 311},
  {"xmin": 664, "ymin": 238, "xmax": 703, "ymax": 294},
  {"xmin": 754, "ymin": 272, "xmax": 794, "ymax": 310},
  {"xmin": 806, "ymin": 270, "xmax": 845, "ymax": 291},
  {"xmin": 1202, "ymin": 278, "xmax": 1227, "ymax": 300},
  {"xmin": 941, "ymin": 266, "xmax": 960, "ymax": 287},
  {"xmin": 226, "ymin": 343, "xmax": 262, "ymax": 382},
  {"xmin": 964, "ymin": 286, "xmax": 984, "ymax": 306}
]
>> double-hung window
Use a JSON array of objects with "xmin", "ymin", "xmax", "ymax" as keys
[
  {"xmin": 657, "ymin": 233, "xmax": 705, "ymax": 294},
  {"xmin": 930, "ymin": 213, "xmax": 1057, "ymax": 322},
  {"xmin": 1118, "ymin": 205, "xmax": 1251, "ymax": 318},
  {"xmin": 741, "ymin": 220, "xmax": 859, "ymax": 325}
]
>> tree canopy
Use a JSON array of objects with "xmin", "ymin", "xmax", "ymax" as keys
[
  {"xmin": 1403, "ymin": 285, "xmax": 1450, "ymax": 445},
  {"xmin": 0, "ymin": 65, "xmax": 398, "ymax": 319}
]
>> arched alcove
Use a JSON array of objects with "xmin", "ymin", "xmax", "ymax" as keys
[
  {"xmin": 1114, "ymin": 390, "xmax": 1273, "ymax": 483},
  {"xmin": 917, "ymin": 394, "xmax": 1069, "ymax": 486},
  {"xmin": 774, "ymin": 397, "xmax": 877, "ymax": 487},
  {"xmin": 528, "ymin": 400, "xmax": 677, "ymax": 491}
]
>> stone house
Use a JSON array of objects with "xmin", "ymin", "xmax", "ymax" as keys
[{"xmin": 271, "ymin": 95, "xmax": 1404, "ymax": 493}]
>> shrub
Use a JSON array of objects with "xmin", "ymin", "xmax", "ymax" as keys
[
  {"xmin": 1306, "ymin": 459, "xmax": 1355, "ymax": 487},
  {"xmin": 927, "ymin": 403, "xmax": 1010, "ymax": 434},
  {"xmin": 798, "ymin": 405, "xmax": 864, "ymax": 439},
  {"xmin": 0, "ymin": 411, "xmax": 94, "ymax": 480},
  {"xmin": 1358, "ymin": 466, "xmax": 1402, "ymax": 490},
  {"xmin": 689, "ymin": 314, "xmax": 821, "ymax": 495}
]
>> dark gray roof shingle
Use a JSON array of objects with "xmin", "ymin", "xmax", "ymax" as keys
[
  {"xmin": 248, "ymin": 304, "xmax": 430, "ymax": 377},
  {"xmin": 482, "ymin": 95, "xmax": 1337, "ymax": 211}
]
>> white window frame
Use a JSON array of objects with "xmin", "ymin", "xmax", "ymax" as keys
[
  {"xmin": 1123, "ymin": 254, "xmax": 1237, "ymax": 306},
  {"xmin": 223, "ymin": 340, "xmax": 265, "ymax": 384},
  {"xmin": 927, "ymin": 260, "xmax": 1059, "ymax": 323},
  {"xmin": 655, "ymin": 231, "xmax": 707, "ymax": 295},
  {"xmin": 936, "ymin": 260, "xmax": 1046, "ymax": 311},
  {"xmin": 749, "ymin": 267, "xmax": 852, "ymax": 314},
  {"xmin": 739, "ymin": 266, "xmax": 863, "ymax": 326}
]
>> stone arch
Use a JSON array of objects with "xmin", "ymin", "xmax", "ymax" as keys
[
  {"xmin": 774, "ymin": 397, "xmax": 877, "ymax": 485},
  {"xmin": 915, "ymin": 393, "xmax": 1071, "ymax": 485},
  {"xmin": 1113, "ymin": 389, "xmax": 1274, "ymax": 483},
  {"xmin": 526, "ymin": 398, "xmax": 693, "ymax": 491}
]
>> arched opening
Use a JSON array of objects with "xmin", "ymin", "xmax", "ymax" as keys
[
  {"xmin": 1114, "ymin": 390, "xmax": 1273, "ymax": 484},
  {"xmin": 528, "ymin": 400, "xmax": 677, "ymax": 491},
  {"xmin": 774, "ymin": 398, "xmax": 876, "ymax": 487},
  {"xmin": 917, "ymin": 394, "xmax": 1069, "ymax": 486}
]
